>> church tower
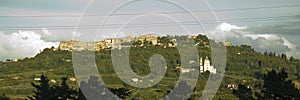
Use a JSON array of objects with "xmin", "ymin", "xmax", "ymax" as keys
[
  {"xmin": 200, "ymin": 57, "xmax": 203, "ymax": 72},
  {"xmin": 204, "ymin": 56, "xmax": 210, "ymax": 71},
  {"xmin": 200, "ymin": 57, "xmax": 203, "ymax": 66}
]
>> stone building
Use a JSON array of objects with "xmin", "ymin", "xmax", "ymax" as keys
[
  {"xmin": 222, "ymin": 41, "xmax": 232, "ymax": 46},
  {"xmin": 59, "ymin": 40, "xmax": 78, "ymax": 51},
  {"xmin": 137, "ymin": 34, "xmax": 158, "ymax": 45},
  {"xmin": 58, "ymin": 34, "xmax": 161, "ymax": 51},
  {"xmin": 59, "ymin": 40, "xmax": 103, "ymax": 51}
]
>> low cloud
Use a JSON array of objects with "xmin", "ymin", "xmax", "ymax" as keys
[
  {"xmin": 0, "ymin": 30, "xmax": 59, "ymax": 60},
  {"xmin": 216, "ymin": 23, "xmax": 247, "ymax": 32},
  {"xmin": 210, "ymin": 23, "xmax": 299, "ymax": 58},
  {"xmin": 39, "ymin": 28, "xmax": 75, "ymax": 42}
]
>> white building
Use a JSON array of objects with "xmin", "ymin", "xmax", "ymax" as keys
[
  {"xmin": 34, "ymin": 78, "xmax": 41, "ymax": 81},
  {"xmin": 50, "ymin": 79, "xmax": 57, "ymax": 83},
  {"xmin": 69, "ymin": 78, "xmax": 76, "ymax": 82},
  {"xmin": 200, "ymin": 56, "xmax": 217, "ymax": 74},
  {"xmin": 181, "ymin": 68, "xmax": 191, "ymax": 73},
  {"xmin": 131, "ymin": 78, "xmax": 139, "ymax": 83}
]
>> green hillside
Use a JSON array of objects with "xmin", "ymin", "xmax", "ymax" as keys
[{"xmin": 0, "ymin": 35, "xmax": 299, "ymax": 99}]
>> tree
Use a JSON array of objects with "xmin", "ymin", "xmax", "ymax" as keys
[
  {"xmin": 240, "ymin": 45, "xmax": 252, "ymax": 51},
  {"xmin": 264, "ymin": 50, "xmax": 268, "ymax": 56},
  {"xmin": 281, "ymin": 54, "xmax": 287, "ymax": 60},
  {"xmin": 142, "ymin": 39, "xmax": 152, "ymax": 47},
  {"xmin": 78, "ymin": 83, "xmax": 131, "ymax": 100},
  {"xmin": 28, "ymin": 74, "xmax": 52, "ymax": 100},
  {"xmin": 0, "ymin": 94, "xmax": 9, "ymax": 100},
  {"xmin": 232, "ymin": 84, "xmax": 254, "ymax": 99},
  {"xmin": 78, "ymin": 88, "xmax": 86, "ymax": 100},
  {"xmin": 261, "ymin": 69, "xmax": 300, "ymax": 99},
  {"xmin": 78, "ymin": 76, "xmax": 116, "ymax": 100},
  {"xmin": 108, "ymin": 87, "xmax": 131, "ymax": 99},
  {"xmin": 158, "ymin": 36, "xmax": 172, "ymax": 47},
  {"xmin": 132, "ymin": 40, "xmax": 142, "ymax": 47},
  {"xmin": 167, "ymin": 81, "xmax": 192, "ymax": 100},
  {"xmin": 28, "ymin": 75, "xmax": 78, "ymax": 100},
  {"xmin": 290, "ymin": 56, "xmax": 295, "ymax": 62},
  {"xmin": 52, "ymin": 77, "xmax": 78, "ymax": 100}
]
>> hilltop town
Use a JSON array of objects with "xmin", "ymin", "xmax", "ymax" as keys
[
  {"xmin": 57, "ymin": 34, "xmax": 222, "ymax": 74},
  {"xmin": 58, "ymin": 34, "xmax": 231, "ymax": 51},
  {"xmin": 59, "ymin": 34, "xmax": 173, "ymax": 51}
]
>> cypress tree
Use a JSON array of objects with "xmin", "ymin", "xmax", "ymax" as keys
[{"xmin": 28, "ymin": 74, "xmax": 52, "ymax": 100}]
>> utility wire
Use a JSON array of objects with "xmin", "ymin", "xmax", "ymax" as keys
[
  {"xmin": 0, "ymin": 14, "xmax": 298, "ymax": 31},
  {"xmin": 0, "ymin": 4, "xmax": 299, "ymax": 18}
]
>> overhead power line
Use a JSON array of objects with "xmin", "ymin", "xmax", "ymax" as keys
[
  {"xmin": 0, "ymin": 16, "xmax": 298, "ymax": 31},
  {"xmin": 0, "ymin": 14, "xmax": 298, "ymax": 31},
  {"xmin": 0, "ymin": 4, "xmax": 299, "ymax": 18}
]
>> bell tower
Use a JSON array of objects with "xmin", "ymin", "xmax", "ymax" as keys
[{"xmin": 200, "ymin": 57, "xmax": 203, "ymax": 72}]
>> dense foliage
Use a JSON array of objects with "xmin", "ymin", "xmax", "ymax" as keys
[
  {"xmin": 28, "ymin": 75, "xmax": 77, "ymax": 100},
  {"xmin": 259, "ymin": 69, "xmax": 300, "ymax": 99},
  {"xmin": 0, "ymin": 94, "xmax": 9, "ymax": 100}
]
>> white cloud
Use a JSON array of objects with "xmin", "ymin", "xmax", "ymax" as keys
[
  {"xmin": 41, "ymin": 28, "xmax": 52, "ymax": 36},
  {"xmin": 216, "ymin": 23, "xmax": 247, "ymax": 32},
  {"xmin": 281, "ymin": 37, "xmax": 299, "ymax": 57},
  {"xmin": 210, "ymin": 23, "xmax": 300, "ymax": 58},
  {"xmin": 0, "ymin": 31, "xmax": 59, "ymax": 60},
  {"xmin": 207, "ymin": 23, "xmax": 247, "ymax": 41},
  {"xmin": 281, "ymin": 37, "xmax": 296, "ymax": 49},
  {"xmin": 242, "ymin": 34, "xmax": 281, "ymax": 40},
  {"xmin": 40, "ymin": 28, "xmax": 76, "ymax": 42}
]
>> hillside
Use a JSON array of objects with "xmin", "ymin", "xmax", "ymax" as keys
[{"xmin": 0, "ymin": 35, "xmax": 299, "ymax": 99}]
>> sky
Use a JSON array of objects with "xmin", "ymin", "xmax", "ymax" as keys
[{"xmin": 0, "ymin": 0, "xmax": 299, "ymax": 60}]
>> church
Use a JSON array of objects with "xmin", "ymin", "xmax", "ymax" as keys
[{"xmin": 200, "ymin": 56, "xmax": 217, "ymax": 74}]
